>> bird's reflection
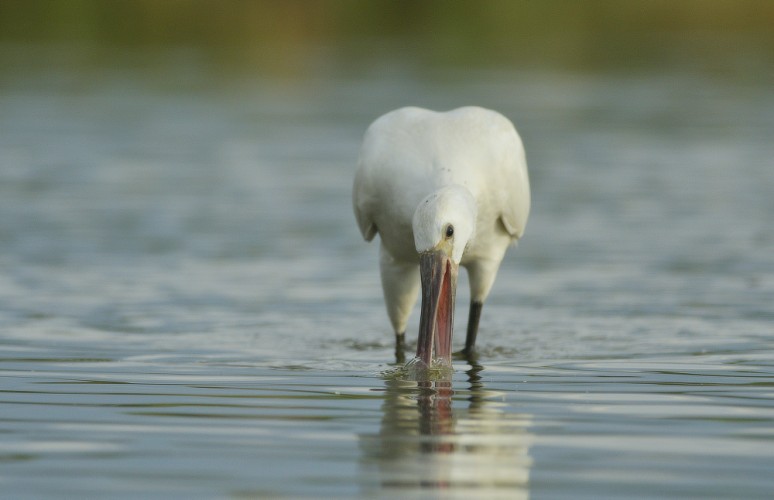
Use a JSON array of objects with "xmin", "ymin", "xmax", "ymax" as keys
[{"xmin": 359, "ymin": 361, "xmax": 533, "ymax": 498}]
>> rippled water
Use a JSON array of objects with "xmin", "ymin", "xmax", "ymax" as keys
[{"xmin": 1, "ymin": 46, "xmax": 774, "ymax": 498}]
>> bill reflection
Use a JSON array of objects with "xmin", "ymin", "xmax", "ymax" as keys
[{"xmin": 360, "ymin": 363, "xmax": 533, "ymax": 498}]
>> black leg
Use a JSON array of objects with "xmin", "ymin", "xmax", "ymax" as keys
[
  {"xmin": 463, "ymin": 301, "xmax": 483, "ymax": 355},
  {"xmin": 395, "ymin": 332, "xmax": 406, "ymax": 364}
]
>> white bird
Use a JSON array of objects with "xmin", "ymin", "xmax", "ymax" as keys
[{"xmin": 353, "ymin": 106, "xmax": 530, "ymax": 367}]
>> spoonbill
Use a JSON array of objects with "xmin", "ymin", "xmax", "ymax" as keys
[{"xmin": 353, "ymin": 106, "xmax": 530, "ymax": 367}]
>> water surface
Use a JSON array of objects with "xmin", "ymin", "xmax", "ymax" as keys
[{"xmin": 1, "ymin": 46, "xmax": 773, "ymax": 498}]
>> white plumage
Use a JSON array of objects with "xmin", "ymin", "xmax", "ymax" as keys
[{"xmin": 353, "ymin": 106, "xmax": 530, "ymax": 365}]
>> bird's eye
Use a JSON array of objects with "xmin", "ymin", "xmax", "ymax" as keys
[{"xmin": 445, "ymin": 224, "xmax": 454, "ymax": 238}]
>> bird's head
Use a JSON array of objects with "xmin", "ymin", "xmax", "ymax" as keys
[
  {"xmin": 410, "ymin": 186, "xmax": 477, "ymax": 368},
  {"xmin": 412, "ymin": 185, "xmax": 477, "ymax": 264}
]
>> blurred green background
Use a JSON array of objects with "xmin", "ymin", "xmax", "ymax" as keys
[{"xmin": 1, "ymin": 0, "xmax": 772, "ymax": 77}]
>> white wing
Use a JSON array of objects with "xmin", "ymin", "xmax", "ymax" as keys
[
  {"xmin": 352, "ymin": 160, "xmax": 378, "ymax": 242},
  {"xmin": 492, "ymin": 114, "xmax": 530, "ymax": 241}
]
